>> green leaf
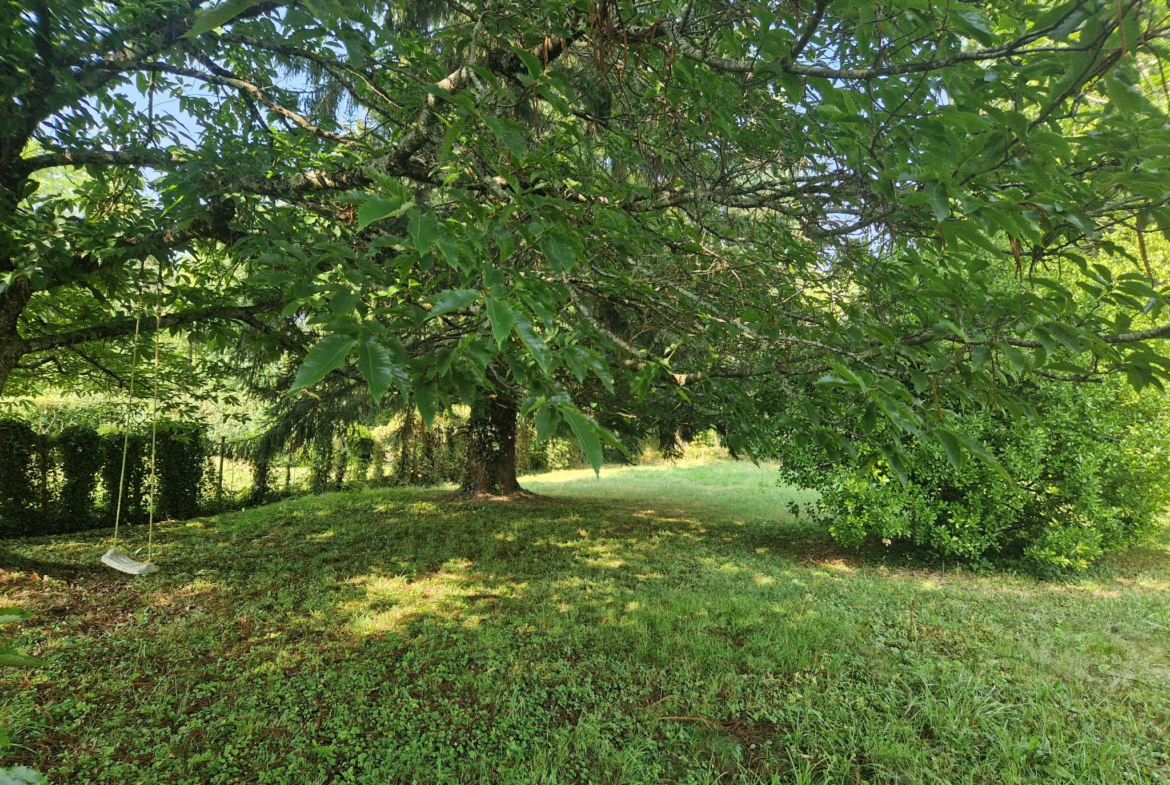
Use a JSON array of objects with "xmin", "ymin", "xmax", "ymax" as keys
[
  {"xmin": 569, "ymin": 346, "xmax": 613, "ymax": 392},
  {"xmin": 486, "ymin": 297, "xmax": 516, "ymax": 348},
  {"xmin": 1105, "ymin": 67, "xmax": 1156, "ymax": 116},
  {"xmin": 1044, "ymin": 322, "xmax": 1084, "ymax": 353},
  {"xmin": 926, "ymin": 182, "xmax": 949, "ymax": 222},
  {"xmin": 413, "ymin": 382, "xmax": 439, "ymax": 427},
  {"xmin": 880, "ymin": 443, "xmax": 909, "ymax": 487},
  {"xmin": 1002, "ymin": 345, "xmax": 1027, "ymax": 373},
  {"xmin": 936, "ymin": 428, "xmax": 966, "ymax": 471},
  {"xmin": 0, "ymin": 764, "xmax": 51, "ymax": 784},
  {"xmin": 541, "ymin": 233, "xmax": 576, "ymax": 273},
  {"xmin": 534, "ymin": 404, "xmax": 560, "ymax": 443},
  {"xmin": 957, "ymin": 432, "xmax": 1011, "ymax": 480},
  {"xmin": 515, "ymin": 319, "xmax": 550, "ymax": 370},
  {"xmin": 355, "ymin": 341, "xmax": 398, "ymax": 403},
  {"xmin": 427, "ymin": 289, "xmax": 480, "ymax": 319},
  {"xmin": 0, "ymin": 608, "xmax": 31, "ymax": 626},
  {"xmin": 409, "ymin": 213, "xmax": 439, "ymax": 254},
  {"xmin": 1031, "ymin": 326, "xmax": 1057, "ymax": 354},
  {"xmin": 562, "ymin": 407, "xmax": 604, "ymax": 475},
  {"xmin": 357, "ymin": 198, "xmax": 412, "ymax": 230},
  {"xmin": 436, "ymin": 234, "xmax": 460, "ymax": 269},
  {"xmin": 482, "ymin": 117, "xmax": 525, "ymax": 156},
  {"xmin": 330, "ymin": 290, "xmax": 360, "ymax": 316},
  {"xmin": 563, "ymin": 345, "xmax": 587, "ymax": 382},
  {"xmin": 952, "ymin": 6, "xmax": 995, "ymax": 45},
  {"xmin": 183, "ymin": 0, "xmax": 263, "ymax": 38},
  {"xmin": 291, "ymin": 335, "xmax": 357, "ymax": 392},
  {"xmin": 861, "ymin": 400, "xmax": 878, "ymax": 435},
  {"xmin": 0, "ymin": 652, "xmax": 45, "ymax": 668}
]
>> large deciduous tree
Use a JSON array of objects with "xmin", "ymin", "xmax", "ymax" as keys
[{"xmin": 4, "ymin": 0, "xmax": 1170, "ymax": 493}]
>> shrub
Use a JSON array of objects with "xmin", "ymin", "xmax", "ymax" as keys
[
  {"xmin": 154, "ymin": 422, "xmax": 205, "ymax": 520},
  {"xmin": 56, "ymin": 426, "xmax": 103, "ymax": 530},
  {"xmin": 781, "ymin": 378, "xmax": 1170, "ymax": 569},
  {"xmin": 543, "ymin": 437, "xmax": 582, "ymax": 471},
  {"xmin": 102, "ymin": 432, "xmax": 148, "ymax": 524},
  {"xmin": 351, "ymin": 430, "xmax": 375, "ymax": 484},
  {"xmin": 333, "ymin": 438, "xmax": 348, "ymax": 490},
  {"xmin": 370, "ymin": 437, "xmax": 387, "ymax": 483},
  {"xmin": 0, "ymin": 420, "xmax": 38, "ymax": 535}
]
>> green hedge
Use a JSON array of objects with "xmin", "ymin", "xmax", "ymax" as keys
[
  {"xmin": 155, "ymin": 422, "xmax": 205, "ymax": 521},
  {"xmin": 0, "ymin": 418, "xmax": 209, "ymax": 535},
  {"xmin": 56, "ymin": 426, "xmax": 104, "ymax": 531},
  {"xmin": 0, "ymin": 420, "xmax": 38, "ymax": 536},
  {"xmin": 101, "ymin": 432, "xmax": 148, "ymax": 526}
]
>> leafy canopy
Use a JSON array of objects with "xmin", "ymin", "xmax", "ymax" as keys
[{"xmin": 3, "ymin": 0, "xmax": 1170, "ymax": 471}]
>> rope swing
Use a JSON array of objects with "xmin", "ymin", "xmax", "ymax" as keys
[{"xmin": 102, "ymin": 265, "xmax": 164, "ymax": 576}]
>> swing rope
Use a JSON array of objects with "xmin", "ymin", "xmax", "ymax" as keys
[
  {"xmin": 145, "ymin": 269, "xmax": 163, "ymax": 563},
  {"xmin": 106, "ymin": 263, "xmax": 163, "ymax": 574},
  {"xmin": 111, "ymin": 293, "xmax": 144, "ymax": 547},
  {"xmin": 105, "ymin": 74, "xmax": 164, "ymax": 575}
]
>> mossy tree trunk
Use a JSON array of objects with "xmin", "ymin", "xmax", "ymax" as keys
[{"xmin": 462, "ymin": 395, "xmax": 521, "ymax": 497}]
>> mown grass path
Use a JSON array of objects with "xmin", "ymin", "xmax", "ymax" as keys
[{"xmin": 2, "ymin": 460, "xmax": 1168, "ymax": 783}]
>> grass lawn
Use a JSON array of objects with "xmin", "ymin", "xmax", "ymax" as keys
[{"xmin": 1, "ymin": 459, "xmax": 1168, "ymax": 784}]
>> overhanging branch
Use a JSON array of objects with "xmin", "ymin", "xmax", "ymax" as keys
[{"xmin": 21, "ymin": 300, "xmax": 281, "ymax": 355}]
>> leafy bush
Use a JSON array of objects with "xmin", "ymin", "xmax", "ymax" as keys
[
  {"xmin": 542, "ymin": 437, "xmax": 583, "ymax": 471},
  {"xmin": 101, "ymin": 432, "xmax": 147, "ymax": 524},
  {"xmin": 0, "ymin": 420, "xmax": 38, "ymax": 535},
  {"xmin": 154, "ymin": 422, "xmax": 205, "ymax": 520},
  {"xmin": 56, "ymin": 426, "xmax": 103, "ymax": 530},
  {"xmin": 351, "ymin": 430, "xmax": 375, "ymax": 484},
  {"xmin": 781, "ymin": 379, "xmax": 1170, "ymax": 569}
]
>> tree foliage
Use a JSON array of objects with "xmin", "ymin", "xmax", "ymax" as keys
[{"xmin": 3, "ymin": 0, "xmax": 1170, "ymax": 481}]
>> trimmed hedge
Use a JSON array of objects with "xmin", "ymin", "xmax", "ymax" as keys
[
  {"xmin": 0, "ymin": 420, "xmax": 38, "ymax": 535},
  {"xmin": 56, "ymin": 426, "xmax": 103, "ymax": 531},
  {"xmin": 154, "ymin": 422, "xmax": 205, "ymax": 521},
  {"xmin": 101, "ymin": 432, "xmax": 148, "ymax": 525},
  {"xmin": 0, "ymin": 419, "xmax": 208, "ymax": 535}
]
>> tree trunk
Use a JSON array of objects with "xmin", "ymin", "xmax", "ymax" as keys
[
  {"xmin": 462, "ymin": 395, "xmax": 522, "ymax": 497},
  {"xmin": 333, "ymin": 437, "xmax": 347, "ymax": 491},
  {"xmin": 0, "ymin": 278, "xmax": 32, "ymax": 396},
  {"xmin": 249, "ymin": 460, "xmax": 270, "ymax": 505},
  {"xmin": 397, "ymin": 406, "xmax": 414, "ymax": 484}
]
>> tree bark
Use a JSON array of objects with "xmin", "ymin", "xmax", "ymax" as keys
[
  {"xmin": 462, "ymin": 394, "xmax": 522, "ymax": 497},
  {"xmin": 0, "ymin": 278, "xmax": 32, "ymax": 394}
]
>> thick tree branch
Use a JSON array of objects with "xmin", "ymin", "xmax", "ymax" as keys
[
  {"xmin": 20, "ymin": 148, "xmax": 188, "ymax": 176},
  {"xmin": 21, "ymin": 300, "xmax": 281, "ymax": 355}
]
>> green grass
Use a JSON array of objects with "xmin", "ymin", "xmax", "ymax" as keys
[{"xmin": 1, "ymin": 459, "xmax": 1168, "ymax": 784}]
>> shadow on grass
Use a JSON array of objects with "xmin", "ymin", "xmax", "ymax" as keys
[{"xmin": 1, "ymin": 488, "xmax": 850, "ymax": 781}]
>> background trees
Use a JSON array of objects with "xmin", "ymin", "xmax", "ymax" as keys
[{"xmin": 4, "ymin": 0, "xmax": 1170, "ymax": 497}]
